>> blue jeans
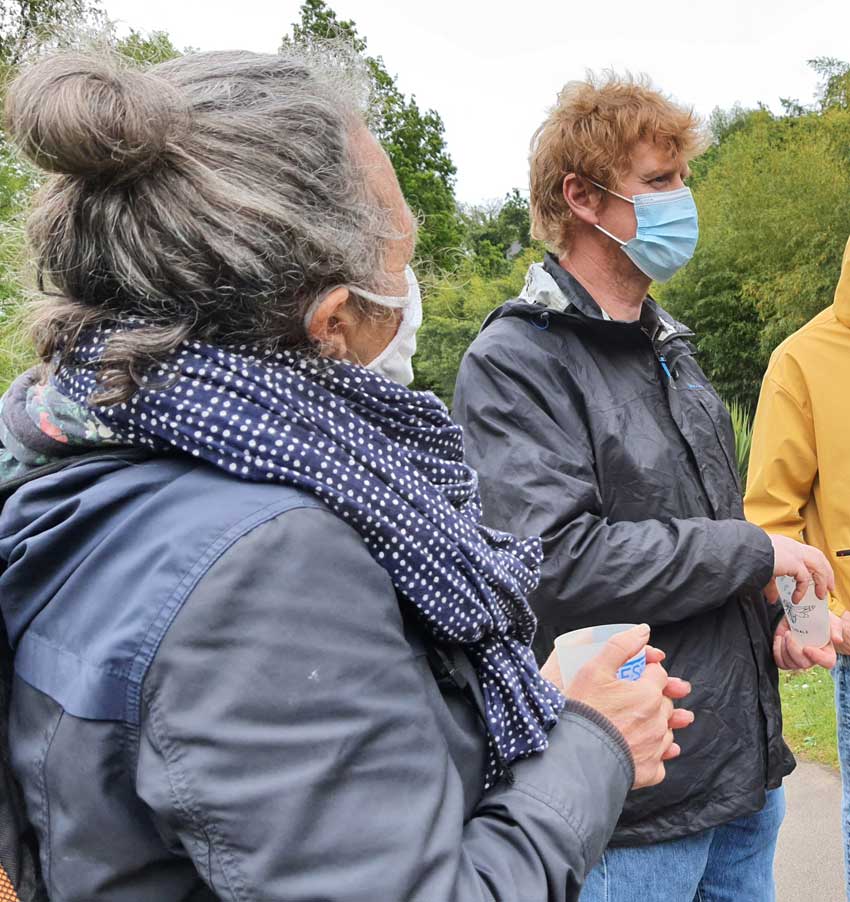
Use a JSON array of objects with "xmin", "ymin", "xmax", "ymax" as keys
[
  {"xmin": 833, "ymin": 654, "xmax": 850, "ymax": 900},
  {"xmin": 580, "ymin": 788, "xmax": 785, "ymax": 902}
]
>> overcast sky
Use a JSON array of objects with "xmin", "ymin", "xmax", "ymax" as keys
[{"xmin": 102, "ymin": 0, "xmax": 846, "ymax": 204}]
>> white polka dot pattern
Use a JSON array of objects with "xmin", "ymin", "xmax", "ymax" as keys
[{"xmin": 54, "ymin": 328, "xmax": 565, "ymax": 786}]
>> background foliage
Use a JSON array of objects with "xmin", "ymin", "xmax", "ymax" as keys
[
  {"xmin": 1, "ymin": 2, "xmax": 849, "ymax": 417},
  {"xmin": 0, "ymin": 0, "xmax": 841, "ymax": 770},
  {"xmin": 658, "ymin": 58, "xmax": 850, "ymax": 410}
]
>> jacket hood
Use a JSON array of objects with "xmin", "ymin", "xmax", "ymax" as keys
[
  {"xmin": 834, "ymin": 236, "xmax": 850, "ymax": 328},
  {"xmin": 483, "ymin": 253, "xmax": 693, "ymax": 347}
]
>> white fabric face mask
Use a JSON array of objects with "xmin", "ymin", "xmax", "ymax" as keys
[
  {"xmin": 351, "ymin": 266, "xmax": 422, "ymax": 386},
  {"xmin": 303, "ymin": 266, "xmax": 422, "ymax": 386}
]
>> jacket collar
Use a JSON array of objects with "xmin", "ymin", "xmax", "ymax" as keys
[
  {"xmin": 834, "ymin": 237, "xmax": 850, "ymax": 328},
  {"xmin": 533, "ymin": 253, "xmax": 692, "ymax": 345}
]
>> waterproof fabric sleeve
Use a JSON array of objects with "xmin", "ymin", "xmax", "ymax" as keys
[
  {"xmin": 136, "ymin": 506, "xmax": 633, "ymax": 902},
  {"xmin": 745, "ymin": 374, "xmax": 817, "ymax": 543},
  {"xmin": 453, "ymin": 328, "xmax": 775, "ymax": 640}
]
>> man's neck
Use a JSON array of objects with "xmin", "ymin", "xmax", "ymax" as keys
[{"xmin": 558, "ymin": 241, "xmax": 650, "ymax": 323}]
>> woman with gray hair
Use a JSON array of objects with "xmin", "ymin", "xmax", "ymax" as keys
[{"xmin": 0, "ymin": 48, "xmax": 689, "ymax": 901}]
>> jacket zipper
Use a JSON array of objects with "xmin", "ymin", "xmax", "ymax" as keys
[{"xmin": 657, "ymin": 353, "xmax": 673, "ymax": 382}]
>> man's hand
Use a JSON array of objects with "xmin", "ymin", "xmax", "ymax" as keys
[
  {"xmin": 773, "ymin": 613, "xmax": 841, "ymax": 670},
  {"xmin": 541, "ymin": 624, "xmax": 693, "ymax": 789},
  {"xmin": 764, "ymin": 534, "xmax": 835, "ymax": 604},
  {"xmin": 764, "ymin": 535, "xmax": 835, "ymax": 604},
  {"xmin": 837, "ymin": 612, "xmax": 850, "ymax": 657}
]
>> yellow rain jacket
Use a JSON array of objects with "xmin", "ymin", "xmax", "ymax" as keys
[{"xmin": 745, "ymin": 237, "xmax": 850, "ymax": 614}]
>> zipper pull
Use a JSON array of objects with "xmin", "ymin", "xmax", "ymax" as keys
[{"xmin": 658, "ymin": 353, "xmax": 673, "ymax": 382}]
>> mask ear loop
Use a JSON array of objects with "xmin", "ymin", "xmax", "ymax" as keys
[
  {"xmin": 585, "ymin": 178, "xmax": 635, "ymax": 247},
  {"xmin": 347, "ymin": 264, "xmax": 416, "ymax": 309},
  {"xmin": 303, "ymin": 265, "xmax": 416, "ymax": 332},
  {"xmin": 594, "ymin": 223, "xmax": 628, "ymax": 247},
  {"xmin": 588, "ymin": 179, "xmax": 634, "ymax": 205}
]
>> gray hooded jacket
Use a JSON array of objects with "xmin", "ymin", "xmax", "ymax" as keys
[{"xmin": 453, "ymin": 255, "xmax": 793, "ymax": 847}]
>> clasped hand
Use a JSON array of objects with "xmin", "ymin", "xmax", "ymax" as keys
[
  {"xmin": 542, "ymin": 624, "xmax": 693, "ymax": 789},
  {"xmin": 766, "ymin": 534, "xmax": 839, "ymax": 671}
]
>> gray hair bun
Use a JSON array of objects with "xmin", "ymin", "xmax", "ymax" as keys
[{"xmin": 5, "ymin": 53, "xmax": 186, "ymax": 181}]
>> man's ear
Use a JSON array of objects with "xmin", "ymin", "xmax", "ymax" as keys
[
  {"xmin": 307, "ymin": 286, "xmax": 353, "ymax": 360},
  {"xmin": 562, "ymin": 173, "xmax": 603, "ymax": 226}
]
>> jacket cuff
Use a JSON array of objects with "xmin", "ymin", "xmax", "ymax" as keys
[
  {"xmin": 508, "ymin": 698, "xmax": 635, "ymax": 810},
  {"xmin": 561, "ymin": 698, "xmax": 635, "ymax": 782},
  {"xmin": 736, "ymin": 521, "xmax": 775, "ymax": 592},
  {"xmin": 498, "ymin": 698, "xmax": 634, "ymax": 872}
]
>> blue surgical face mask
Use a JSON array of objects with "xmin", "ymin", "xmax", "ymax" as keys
[{"xmin": 591, "ymin": 181, "xmax": 699, "ymax": 283}]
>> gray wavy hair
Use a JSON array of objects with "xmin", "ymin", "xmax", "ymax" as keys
[{"xmin": 5, "ymin": 47, "xmax": 396, "ymax": 403}]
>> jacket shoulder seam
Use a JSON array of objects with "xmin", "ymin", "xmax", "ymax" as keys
[
  {"xmin": 125, "ymin": 493, "xmax": 325, "ymax": 725},
  {"xmin": 762, "ymin": 375, "xmax": 812, "ymax": 419}
]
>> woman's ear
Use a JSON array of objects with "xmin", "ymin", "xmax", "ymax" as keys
[
  {"xmin": 306, "ymin": 286, "xmax": 354, "ymax": 360},
  {"xmin": 562, "ymin": 173, "xmax": 603, "ymax": 226}
]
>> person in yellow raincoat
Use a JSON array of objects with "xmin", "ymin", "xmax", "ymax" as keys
[{"xmin": 746, "ymin": 235, "xmax": 850, "ymax": 898}]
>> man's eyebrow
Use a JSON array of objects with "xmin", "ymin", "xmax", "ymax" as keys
[{"xmin": 643, "ymin": 166, "xmax": 680, "ymax": 179}]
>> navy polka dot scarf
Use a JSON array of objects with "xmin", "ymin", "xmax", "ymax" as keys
[{"xmin": 54, "ymin": 328, "xmax": 565, "ymax": 785}]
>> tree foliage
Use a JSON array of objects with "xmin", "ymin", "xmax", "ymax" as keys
[
  {"xmin": 810, "ymin": 56, "xmax": 850, "ymax": 112},
  {"xmin": 0, "ymin": 0, "xmax": 104, "ymax": 66},
  {"xmin": 282, "ymin": 0, "xmax": 463, "ymax": 271},
  {"xmin": 460, "ymin": 189, "xmax": 533, "ymax": 276},
  {"xmin": 658, "ymin": 63, "xmax": 850, "ymax": 409},
  {"xmin": 114, "ymin": 28, "xmax": 181, "ymax": 65},
  {"xmin": 413, "ymin": 248, "xmax": 537, "ymax": 402}
]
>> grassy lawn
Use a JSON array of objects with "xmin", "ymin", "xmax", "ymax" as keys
[{"xmin": 780, "ymin": 667, "xmax": 838, "ymax": 769}]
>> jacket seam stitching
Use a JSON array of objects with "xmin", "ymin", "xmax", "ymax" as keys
[
  {"xmin": 16, "ymin": 630, "xmax": 128, "ymax": 681},
  {"xmin": 39, "ymin": 708, "xmax": 64, "ymax": 898},
  {"xmin": 144, "ymin": 689, "xmax": 246, "ymax": 901},
  {"xmin": 763, "ymin": 376, "xmax": 813, "ymax": 421},
  {"xmin": 124, "ymin": 495, "xmax": 324, "ymax": 725}
]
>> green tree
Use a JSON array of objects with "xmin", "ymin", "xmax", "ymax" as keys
[
  {"xmin": 413, "ymin": 248, "xmax": 537, "ymax": 404},
  {"xmin": 282, "ymin": 0, "xmax": 463, "ymax": 271},
  {"xmin": 0, "ymin": 0, "xmax": 104, "ymax": 65},
  {"xmin": 460, "ymin": 189, "xmax": 532, "ymax": 276},
  {"xmin": 115, "ymin": 27, "xmax": 181, "ymax": 65},
  {"xmin": 659, "ymin": 101, "xmax": 850, "ymax": 409},
  {"xmin": 810, "ymin": 56, "xmax": 850, "ymax": 111}
]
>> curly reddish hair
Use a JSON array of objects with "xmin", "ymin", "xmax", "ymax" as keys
[{"xmin": 529, "ymin": 71, "xmax": 706, "ymax": 254}]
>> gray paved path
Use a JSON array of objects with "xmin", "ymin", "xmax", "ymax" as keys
[{"xmin": 776, "ymin": 761, "xmax": 845, "ymax": 902}]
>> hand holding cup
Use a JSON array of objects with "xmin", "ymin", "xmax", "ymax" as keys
[{"xmin": 541, "ymin": 624, "xmax": 693, "ymax": 789}]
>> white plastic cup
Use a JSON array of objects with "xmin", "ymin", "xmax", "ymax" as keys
[
  {"xmin": 554, "ymin": 623, "xmax": 647, "ymax": 687},
  {"xmin": 776, "ymin": 576, "xmax": 830, "ymax": 648}
]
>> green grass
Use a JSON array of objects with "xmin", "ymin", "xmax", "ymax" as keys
[
  {"xmin": 780, "ymin": 667, "xmax": 838, "ymax": 768},
  {"xmin": 0, "ymin": 308, "xmax": 34, "ymax": 393}
]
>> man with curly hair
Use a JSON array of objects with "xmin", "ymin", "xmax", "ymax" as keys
[{"xmin": 454, "ymin": 73, "xmax": 837, "ymax": 901}]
